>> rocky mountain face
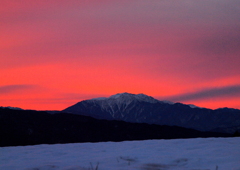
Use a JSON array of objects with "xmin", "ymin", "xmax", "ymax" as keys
[{"xmin": 63, "ymin": 93, "xmax": 240, "ymax": 133}]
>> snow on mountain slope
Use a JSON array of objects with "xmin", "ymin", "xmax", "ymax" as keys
[
  {"xmin": 1, "ymin": 137, "xmax": 240, "ymax": 170},
  {"xmin": 64, "ymin": 93, "xmax": 171, "ymax": 119},
  {"xmin": 90, "ymin": 93, "xmax": 160, "ymax": 111},
  {"xmin": 90, "ymin": 92, "xmax": 168, "ymax": 104},
  {"xmin": 87, "ymin": 93, "xmax": 160, "ymax": 117},
  {"xmin": 108, "ymin": 93, "xmax": 159, "ymax": 103}
]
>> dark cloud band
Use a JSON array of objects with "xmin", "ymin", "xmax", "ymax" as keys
[
  {"xmin": 163, "ymin": 85, "xmax": 240, "ymax": 102},
  {"xmin": 0, "ymin": 84, "xmax": 35, "ymax": 95}
]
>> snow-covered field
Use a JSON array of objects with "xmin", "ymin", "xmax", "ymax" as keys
[{"xmin": 1, "ymin": 137, "xmax": 240, "ymax": 170}]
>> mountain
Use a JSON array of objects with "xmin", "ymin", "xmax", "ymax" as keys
[
  {"xmin": 0, "ymin": 107, "xmax": 231, "ymax": 147},
  {"xmin": 63, "ymin": 92, "xmax": 240, "ymax": 134},
  {"xmin": 0, "ymin": 106, "xmax": 23, "ymax": 110}
]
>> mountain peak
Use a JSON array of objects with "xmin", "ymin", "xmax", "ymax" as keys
[
  {"xmin": 109, "ymin": 92, "xmax": 134, "ymax": 99},
  {"xmin": 91, "ymin": 92, "xmax": 159, "ymax": 103}
]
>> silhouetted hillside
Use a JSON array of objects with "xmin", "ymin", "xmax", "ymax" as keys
[{"xmin": 0, "ymin": 107, "xmax": 232, "ymax": 147}]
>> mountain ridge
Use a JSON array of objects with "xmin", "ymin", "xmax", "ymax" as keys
[
  {"xmin": 0, "ymin": 107, "xmax": 232, "ymax": 147},
  {"xmin": 63, "ymin": 93, "xmax": 240, "ymax": 134}
]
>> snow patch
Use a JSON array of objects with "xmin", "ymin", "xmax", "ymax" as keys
[
  {"xmin": 188, "ymin": 104, "xmax": 202, "ymax": 109},
  {"xmin": 105, "ymin": 92, "xmax": 159, "ymax": 103},
  {"xmin": 1, "ymin": 137, "xmax": 240, "ymax": 170}
]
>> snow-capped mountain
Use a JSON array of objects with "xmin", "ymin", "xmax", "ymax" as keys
[
  {"xmin": 64, "ymin": 93, "xmax": 167, "ymax": 120},
  {"xmin": 63, "ymin": 93, "xmax": 240, "ymax": 133}
]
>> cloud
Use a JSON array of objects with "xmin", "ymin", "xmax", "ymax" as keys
[
  {"xmin": 162, "ymin": 85, "xmax": 240, "ymax": 102},
  {"xmin": 0, "ymin": 84, "xmax": 36, "ymax": 95}
]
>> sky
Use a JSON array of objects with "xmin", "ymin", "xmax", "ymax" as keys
[{"xmin": 1, "ymin": 0, "xmax": 240, "ymax": 110}]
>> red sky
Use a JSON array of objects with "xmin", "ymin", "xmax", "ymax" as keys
[{"xmin": 1, "ymin": 0, "xmax": 240, "ymax": 110}]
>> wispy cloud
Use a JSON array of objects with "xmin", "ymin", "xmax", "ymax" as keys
[
  {"xmin": 162, "ymin": 85, "xmax": 240, "ymax": 102},
  {"xmin": 0, "ymin": 84, "xmax": 36, "ymax": 95}
]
